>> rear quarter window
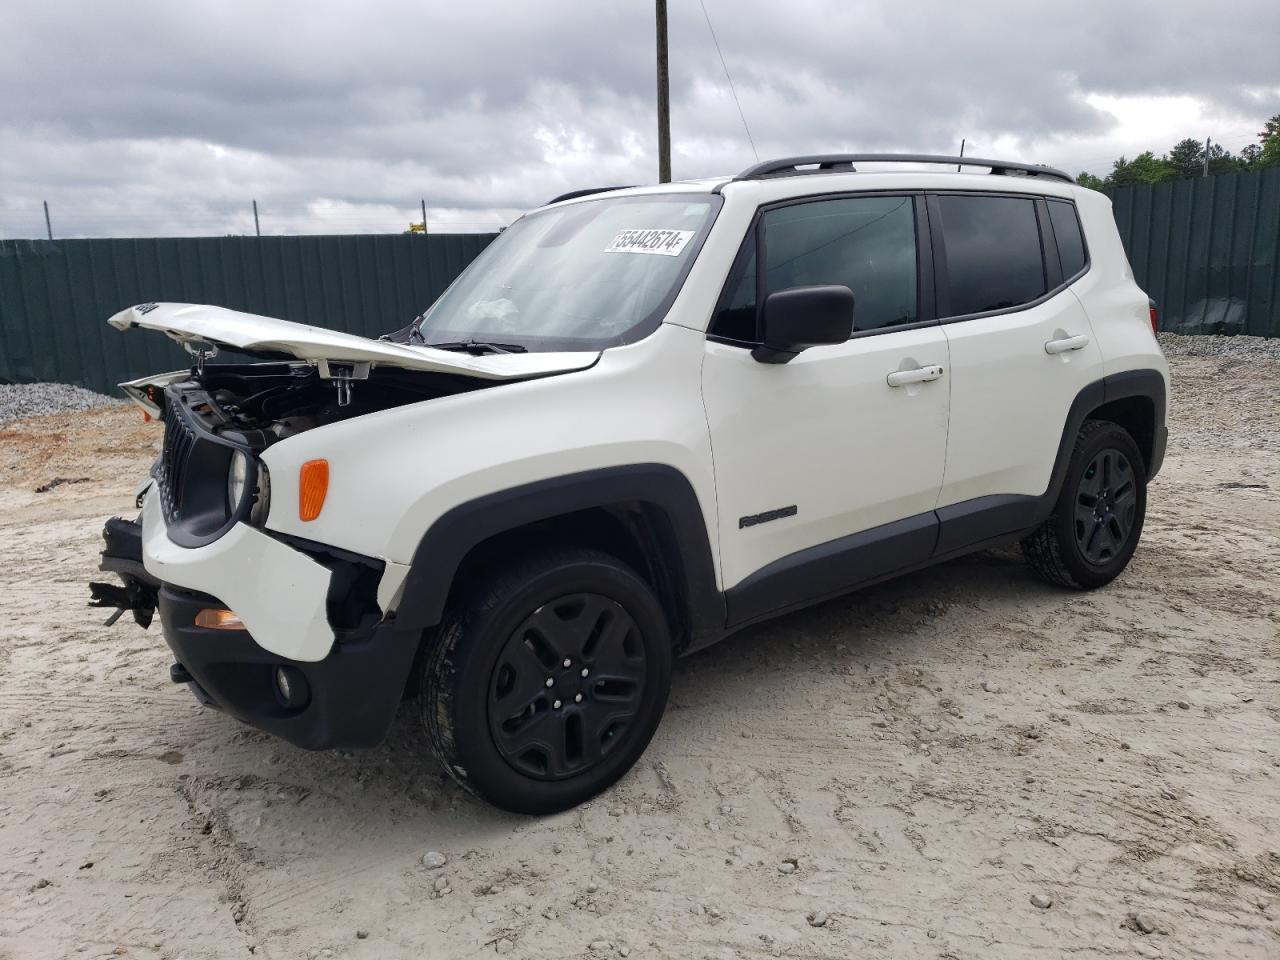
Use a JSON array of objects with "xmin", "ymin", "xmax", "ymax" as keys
[{"xmin": 1047, "ymin": 199, "xmax": 1088, "ymax": 279}]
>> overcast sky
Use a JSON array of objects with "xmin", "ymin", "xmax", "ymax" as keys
[{"xmin": 2, "ymin": 0, "xmax": 1277, "ymax": 239}]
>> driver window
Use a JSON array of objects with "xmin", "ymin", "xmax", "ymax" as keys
[
  {"xmin": 764, "ymin": 195, "xmax": 917, "ymax": 332},
  {"xmin": 710, "ymin": 195, "xmax": 918, "ymax": 340}
]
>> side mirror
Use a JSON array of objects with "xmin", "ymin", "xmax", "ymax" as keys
[{"xmin": 752, "ymin": 285, "xmax": 854, "ymax": 364}]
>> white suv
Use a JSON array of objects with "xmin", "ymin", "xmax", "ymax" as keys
[{"xmin": 92, "ymin": 154, "xmax": 1169, "ymax": 813}]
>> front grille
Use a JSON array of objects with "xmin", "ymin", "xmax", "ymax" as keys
[
  {"xmin": 153, "ymin": 386, "xmax": 263, "ymax": 548},
  {"xmin": 157, "ymin": 391, "xmax": 198, "ymax": 524}
]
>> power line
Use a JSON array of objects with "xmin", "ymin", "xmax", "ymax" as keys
[{"xmin": 698, "ymin": 0, "xmax": 758, "ymax": 163}]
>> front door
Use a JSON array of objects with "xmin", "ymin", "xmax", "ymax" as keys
[{"xmin": 701, "ymin": 194, "xmax": 949, "ymax": 620}]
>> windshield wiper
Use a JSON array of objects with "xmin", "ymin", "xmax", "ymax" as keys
[
  {"xmin": 379, "ymin": 315, "xmax": 428, "ymax": 345},
  {"xmin": 425, "ymin": 339, "xmax": 528, "ymax": 355}
]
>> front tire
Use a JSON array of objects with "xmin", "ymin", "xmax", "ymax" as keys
[
  {"xmin": 420, "ymin": 547, "xmax": 673, "ymax": 814},
  {"xmin": 1022, "ymin": 419, "xmax": 1148, "ymax": 590}
]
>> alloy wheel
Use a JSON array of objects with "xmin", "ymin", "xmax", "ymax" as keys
[
  {"xmin": 487, "ymin": 593, "xmax": 648, "ymax": 781},
  {"xmin": 1073, "ymin": 447, "xmax": 1137, "ymax": 565}
]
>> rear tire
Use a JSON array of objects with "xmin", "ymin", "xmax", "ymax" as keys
[
  {"xmin": 420, "ymin": 547, "xmax": 673, "ymax": 814},
  {"xmin": 1022, "ymin": 419, "xmax": 1147, "ymax": 590}
]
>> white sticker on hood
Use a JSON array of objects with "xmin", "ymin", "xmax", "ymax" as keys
[{"xmin": 605, "ymin": 228, "xmax": 695, "ymax": 257}]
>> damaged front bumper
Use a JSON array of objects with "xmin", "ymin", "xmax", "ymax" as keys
[
  {"xmin": 139, "ymin": 488, "xmax": 337, "ymax": 662},
  {"xmin": 89, "ymin": 515, "xmax": 159, "ymax": 627},
  {"xmin": 90, "ymin": 492, "xmax": 422, "ymax": 750},
  {"xmin": 154, "ymin": 585, "xmax": 420, "ymax": 749}
]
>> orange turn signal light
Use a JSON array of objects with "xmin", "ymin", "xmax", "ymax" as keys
[
  {"xmin": 194, "ymin": 608, "xmax": 246, "ymax": 631},
  {"xmin": 299, "ymin": 459, "xmax": 329, "ymax": 521}
]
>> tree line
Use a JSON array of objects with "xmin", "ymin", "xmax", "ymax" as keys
[{"xmin": 1076, "ymin": 115, "xmax": 1280, "ymax": 190}]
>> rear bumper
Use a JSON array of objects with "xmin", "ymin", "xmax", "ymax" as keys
[{"xmin": 158, "ymin": 585, "xmax": 421, "ymax": 749}]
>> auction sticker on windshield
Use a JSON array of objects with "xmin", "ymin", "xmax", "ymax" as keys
[{"xmin": 605, "ymin": 229, "xmax": 695, "ymax": 257}]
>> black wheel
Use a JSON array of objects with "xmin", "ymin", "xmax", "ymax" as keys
[
  {"xmin": 420, "ymin": 547, "xmax": 672, "ymax": 814},
  {"xmin": 1022, "ymin": 419, "xmax": 1148, "ymax": 589}
]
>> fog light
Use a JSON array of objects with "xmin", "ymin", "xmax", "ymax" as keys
[
  {"xmin": 195, "ymin": 608, "xmax": 245, "ymax": 630},
  {"xmin": 273, "ymin": 666, "xmax": 310, "ymax": 709}
]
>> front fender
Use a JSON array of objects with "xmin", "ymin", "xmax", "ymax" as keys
[{"xmin": 391, "ymin": 463, "xmax": 724, "ymax": 637}]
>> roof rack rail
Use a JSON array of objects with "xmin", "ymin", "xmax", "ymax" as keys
[
  {"xmin": 734, "ymin": 154, "xmax": 1073, "ymax": 184},
  {"xmin": 545, "ymin": 185, "xmax": 635, "ymax": 205}
]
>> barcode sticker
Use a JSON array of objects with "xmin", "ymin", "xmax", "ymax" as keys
[{"xmin": 604, "ymin": 228, "xmax": 695, "ymax": 257}]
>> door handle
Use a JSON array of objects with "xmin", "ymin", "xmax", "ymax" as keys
[
  {"xmin": 886, "ymin": 364, "xmax": 944, "ymax": 387},
  {"xmin": 1045, "ymin": 334, "xmax": 1090, "ymax": 355}
]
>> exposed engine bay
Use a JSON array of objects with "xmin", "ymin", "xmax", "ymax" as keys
[{"xmin": 132, "ymin": 360, "xmax": 499, "ymax": 446}]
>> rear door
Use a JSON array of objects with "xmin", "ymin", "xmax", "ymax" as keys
[
  {"xmin": 702, "ymin": 193, "xmax": 950, "ymax": 616},
  {"xmin": 930, "ymin": 192, "xmax": 1105, "ymax": 550}
]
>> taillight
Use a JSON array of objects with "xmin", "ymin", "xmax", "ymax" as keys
[{"xmin": 1149, "ymin": 300, "xmax": 1158, "ymax": 333}]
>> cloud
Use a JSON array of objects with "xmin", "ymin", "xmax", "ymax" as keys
[{"xmin": 1, "ymin": 0, "xmax": 1277, "ymax": 238}]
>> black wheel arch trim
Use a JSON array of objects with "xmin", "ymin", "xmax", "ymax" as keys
[
  {"xmin": 1102, "ymin": 367, "xmax": 1167, "ymax": 480},
  {"xmin": 393, "ymin": 464, "xmax": 725, "ymax": 650}
]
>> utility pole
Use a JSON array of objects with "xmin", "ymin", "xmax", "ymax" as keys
[
  {"xmin": 655, "ymin": 0, "xmax": 671, "ymax": 183},
  {"xmin": 1203, "ymin": 137, "xmax": 1211, "ymax": 177},
  {"xmin": 43, "ymin": 200, "xmax": 52, "ymax": 240},
  {"xmin": 253, "ymin": 200, "xmax": 261, "ymax": 237},
  {"xmin": 421, "ymin": 198, "xmax": 428, "ymax": 235}
]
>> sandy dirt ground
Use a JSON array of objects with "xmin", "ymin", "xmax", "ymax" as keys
[{"xmin": 1, "ymin": 346, "xmax": 1277, "ymax": 960}]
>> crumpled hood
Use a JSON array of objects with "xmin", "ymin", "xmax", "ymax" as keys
[{"xmin": 107, "ymin": 302, "xmax": 600, "ymax": 381}]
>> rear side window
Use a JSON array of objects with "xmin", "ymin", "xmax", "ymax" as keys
[
  {"xmin": 1047, "ymin": 199, "xmax": 1087, "ymax": 279},
  {"xmin": 709, "ymin": 195, "xmax": 918, "ymax": 340},
  {"xmin": 937, "ymin": 195, "xmax": 1045, "ymax": 316}
]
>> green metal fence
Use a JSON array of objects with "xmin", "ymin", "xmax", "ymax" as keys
[
  {"xmin": 0, "ymin": 233, "xmax": 495, "ymax": 394},
  {"xmin": 1110, "ymin": 168, "xmax": 1280, "ymax": 337},
  {"xmin": 3, "ymin": 176, "xmax": 1280, "ymax": 396}
]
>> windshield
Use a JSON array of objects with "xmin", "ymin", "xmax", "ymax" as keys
[{"xmin": 415, "ymin": 193, "xmax": 721, "ymax": 351}]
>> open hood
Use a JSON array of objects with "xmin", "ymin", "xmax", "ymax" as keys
[{"xmin": 107, "ymin": 302, "xmax": 600, "ymax": 381}]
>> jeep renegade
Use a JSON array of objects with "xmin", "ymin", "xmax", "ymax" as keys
[{"xmin": 91, "ymin": 154, "xmax": 1169, "ymax": 813}]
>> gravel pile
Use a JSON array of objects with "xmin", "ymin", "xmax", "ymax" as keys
[
  {"xmin": 0, "ymin": 382, "xmax": 125, "ymax": 424},
  {"xmin": 1158, "ymin": 332, "xmax": 1280, "ymax": 362}
]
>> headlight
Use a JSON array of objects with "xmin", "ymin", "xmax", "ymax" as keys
[
  {"xmin": 228, "ymin": 450, "xmax": 270, "ymax": 525},
  {"xmin": 251, "ymin": 462, "xmax": 271, "ymax": 526},
  {"xmin": 227, "ymin": 451, "xmax": 249, "ymax": 510}
]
